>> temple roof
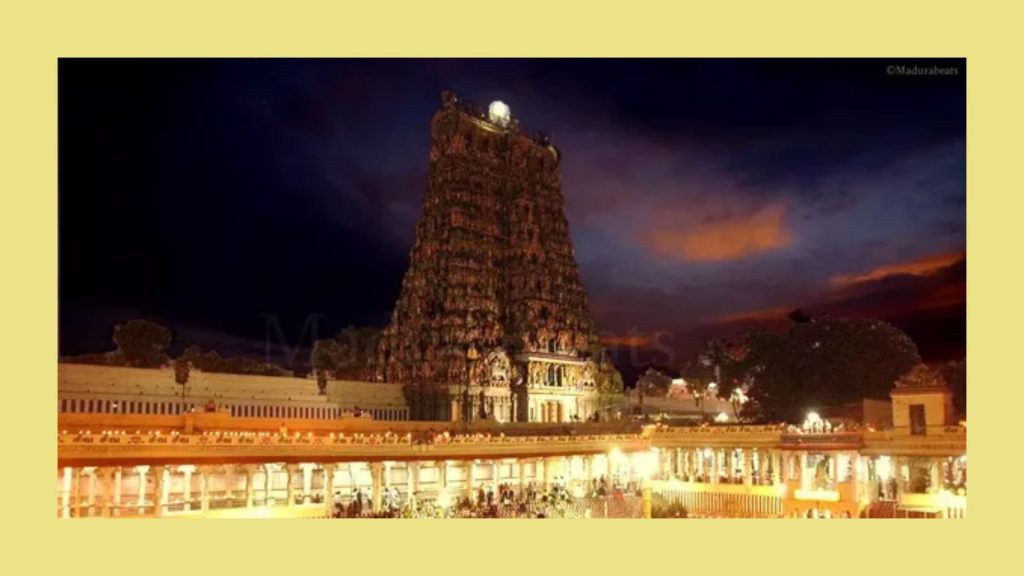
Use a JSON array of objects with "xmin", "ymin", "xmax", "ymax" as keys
[{"xmin": 894, "ymin": 364, "xmax": 947, "ymax": 390}]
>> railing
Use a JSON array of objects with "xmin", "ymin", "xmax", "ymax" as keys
[
  {"xmin": 780, "ymin": 432, "xmax": 864, "ymax": 448},
  {"xmin": 58, "ymin": 430, "xmax": 645, "ymax": 447},
  {"xmin": 57, "ymin": 429, "xmax": 652, "ymax": 466}
]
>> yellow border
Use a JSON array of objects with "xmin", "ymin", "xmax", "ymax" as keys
[{"xmin": 3, "ymin": 1, "xmax": 1020, "ymax": 574}]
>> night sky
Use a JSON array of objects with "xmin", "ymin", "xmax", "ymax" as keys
[{"xmin": 59, "ymin": 59, "xmax": 966, "ymax": 379}]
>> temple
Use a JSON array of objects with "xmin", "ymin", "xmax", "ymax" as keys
[
  {"xmin": 376, "ymin": 92, "xmax": 605, "ymax": 423},
  {"xmin": 54, "ymin": 94, "xmax": 966, "ymax": 520},
  {"xmin": 56, "ymin": 362, "xmax": 965, "ymax": 519}
]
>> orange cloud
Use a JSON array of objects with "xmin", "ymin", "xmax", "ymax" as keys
[
  {"xmin": 645, "ymin": 204, "xmax": 792, "ymax": 262},
  {"xmin": 711, "ymin": 305, "xmax": 796, "ymax": 325},
  {"xmin": 600, "ymin": 334, "xmax": 654, "ymax": 348},
  {"xmin": 830, "ymin": 251, "xmax": 964, "ymax": 288}
]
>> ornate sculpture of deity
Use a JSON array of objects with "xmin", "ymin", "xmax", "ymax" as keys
[{"xmin": 485, "ymin": 348, "xmax": 511, "ymax": 387}]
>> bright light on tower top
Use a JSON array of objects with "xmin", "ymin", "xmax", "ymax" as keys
[{"xmin": 488, "ymin": 100, "xmax": 511, "ymax": 127}]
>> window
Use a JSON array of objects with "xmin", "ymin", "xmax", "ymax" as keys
[{"xmin": 910, "ymin": 404, "xmax": 927, "ymax": 436}]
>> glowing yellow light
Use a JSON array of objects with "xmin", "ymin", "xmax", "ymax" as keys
[
  {"xmin": 488, "ymin": 101, "xmax": 511, "ymax": 127},
  {"xmin": 714, "ymin": 412, "xmax": 729, "ymax": 423},
  {"xmin": 436, "ymin": 490, "xmax": 452, "ymax": 509},
  {"xmin": 876, "ymin": 456, "xmax": 892, "ymax": 480},
  {"xmin": 636, "ymin": 449, "xmax": 660, "ymax": 480}
]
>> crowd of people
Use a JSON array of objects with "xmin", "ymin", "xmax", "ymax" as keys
[{"xmin": 328, "ymin": 476, "xmax": 645, "ymax": 519}]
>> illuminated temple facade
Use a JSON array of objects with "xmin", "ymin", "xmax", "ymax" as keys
[
  {"xmin": 57, "ymin": 362, "xmax": 965, "ymax": 519},
  {"xmin": 376, "ymin": 93, "xmax": 603, "ymax": 423}
]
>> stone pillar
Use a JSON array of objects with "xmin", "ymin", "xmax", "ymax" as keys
[
  {"xmin": 136, "ymin": 466, "xmax": 148, "ymax": 516},
  {"xmin": 799, "ymin": 452, "xmax": 809, "ymax": 490},
  {"xmin": 409, "ymin": 462, "xmax": 420, "ymax": 495},
  {"xmin": 199, "ymin": 467, "xmax": 211, "ymax": 516},
  {"xmin": 285, "ymin": 464, "xmax": 297, "ymax": 506},
  {"xmin": 830, "ymin": 453, "xmax": 840, "ymax": 489},
  {"xmin": 162, "ymin": 467, "xmax": 171, "ymax": 513},
  {"xmin": 181, "ymin": 466, "xmax": 194, "ymax": 511},
  {"xmin": 771, "ymin": 451, "xmax": 781, "ymax": 485},
  {"xmin": 465, "ymin": 461, "xmax": 476, "ymax": 499},
  {"xmin": 263, "ymin": 465, "xmax": 275, "ymax": 506},
  {"xmin": 112, "ymin": 467, "xmax": 121, "ymax": 516},
  {"xmin": 711, "ymin": 450, "xmax": 720, "ymax": 485},
  {"xmin": 518, "ymin": 459, "xmax": 526, "ymax": 494},
  {"xmin": 153, "ymin": 465, "xmax": 166, "ymax": 518},
  {"xmin": 324, "ymin": 465, "xmax": 335, "ymax": 517},
  {"xmin": 72, "ymin": 467, "xmax": 82, "ymax": 516},
  {"xmin": 544, "ymin": 457, "xmax": 555, "ymax": 490},
  {"xmin": 100, "ymin": 467, "xmax": 115, "ymax": 517},
  {"xmin": 895, "ymin": 457, "xmax": 906, "ymax": 499},
  {"xmin": 929, "ymin": 459, "xmax": 942, "ymax": 493},
  {"xmin": 60, "ymin": 467, "xmax": 72, "ymax": 519},
  {"xmin": 743, "ymin": 449, "xmax": 753, "ymax": 487},
  {"xmin": 371, "ymin": 462, "xmax": 384, "ymax": 513},
  {"xmin": 584, "ymin": 455, "xmax": 595, "ymax": 483},
  {"xmin": 302, "ymin": 464, "xmax": 313, "ymax": 504},
  {"xmin": 85, "ymin": 467, "xmax": 97, "ymax": 517},
  {"xmin": 492, "ymin": 461, "xmax": 500, "ymax": 492},
  {"xmin": 440, "ymin": 461, "xmax": 449, "ymax": 491},
  {"xmin": 244, "ymin": 465, "xmax": 256, "ymax": 509}
]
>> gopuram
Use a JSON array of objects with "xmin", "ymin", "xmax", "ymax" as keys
[{"xmin": 376, "ymin": 92, "xmax": 614, "ymax": 423}]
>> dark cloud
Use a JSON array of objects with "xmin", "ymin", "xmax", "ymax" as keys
[{"xmin": 59, "ymin": 59, "xmax": 966, "ymax": 378}]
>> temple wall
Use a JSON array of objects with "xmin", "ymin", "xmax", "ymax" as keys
[{"xmin": 58, "ymin": 363, "xmax": 408, "ymax": 420}]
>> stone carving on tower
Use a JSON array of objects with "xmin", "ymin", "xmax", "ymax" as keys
[
  {"xmin": 377, "ymin": 91, "xmax": 607, "ymax": 422},
  {"xmin": 486, "ymin": 348, "xmax": 511, "ymax": 386}
]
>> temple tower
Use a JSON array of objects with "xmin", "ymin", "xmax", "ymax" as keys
[{"xmin": 377, "ymin": 92, "xmax": 602, "ymax": 422}]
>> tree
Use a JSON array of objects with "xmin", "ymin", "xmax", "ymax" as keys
[
  {"xmin": 311, "ymin": 339, "xmax": 343, "ymax": 395},
  {"xmin": 182, "ymin": 345, "xmax": 292, "ymax": 377},
  {"xmin": 173, "ymin": 356, "xmax": 191, "ymax": 409},
  {"xmin": 788, "ymin": 309, "xmax": 813, "ymax": 324},
  {"xmin": 589, "ymin": 338, "xmax": 624, "ymax": 419},
  {"xmin": 700, "ymin": 338, "xmax": 747, "ymax": 401},
  {"xmin": 112, "ymin": 319, "xmax": 172, "ymax": 368},
  {"xmin": 742, "ymin": 316, "xmax": 921, "ymax": 423},
  {"xmin": 679, "ymin": 360, "xmax": 713, "ymax": 420},
  {"xmin": 636, "ymin": 367, "xmax": 672, "ymax": 415},
  {"xmin": 939, "ymin": 359, "xmax": 966, "ymax": 417}
]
